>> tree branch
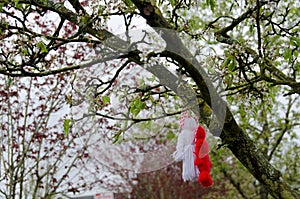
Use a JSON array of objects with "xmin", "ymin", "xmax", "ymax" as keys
[{"xmin": 268, "ymin": 97, "xmax": 293, "ymax": 161}]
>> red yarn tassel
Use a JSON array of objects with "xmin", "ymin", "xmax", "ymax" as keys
[
  {"xmin": 194, "ymin": 126, "xmax": 213, "ymax": 187},
  {"xmin": 198, "ymin": 170, "xmax": 213, "ymax": 187},
  {"xmin": 174, "ymin": 112, "xmax": 214, "ymax": 186}
]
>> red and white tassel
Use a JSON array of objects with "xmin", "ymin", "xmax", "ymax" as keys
[{"xmin": 173, "ymin": 112, "xmax": 213, "ymax": 186}]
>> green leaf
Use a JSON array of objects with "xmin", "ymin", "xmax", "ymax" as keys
[
  {"xmin": 290, "ymin": 37, "xmax": 300, "ymax": 48},
  {"xmin": 283, "ymin": 48, "xmax": 292, "ymax": 61},
  {"xmin": 293, "ymin": 50, "xmax": 298, "ymax": 58},
  {"xmin": 162, "ymin": 92, "xmax": 169, "ymax": 99},
  {"xmin": 130, "ymin": 97, "xmax": 146, "ymax": 117},
  {"xmin": 249, "ymin": 24, "xmax": 254, "ymax": 33},
  {"xmin": 0, "ymin": 3, "xmax": 4, "ymax": 12},
  {"xmin": 222, "ymin": 57, "xmax": 231, "ymax": 67},
  {"xmin": 80, "ymin": 14, "xmax": 90, "ymax": 24},
  {"xmin": 63, "ymin": 119, "xmax": 72, "ymax": 138},
  {"xmin": 112, "ymin": 131, "xmax": 124, "ymax": 144},
  {"xmin": 102, "ymin": 96, "xmax": 111, "ymax": 105},
  {"xmin": 223, "ymin": 56, "xmax": 236, "ymax": 71},
  {"xmin": 206, "ymin": 0, "xmax": 215, "ymax": 12},
  {"xmin": 166, "ymin": 131, "xmax": 176, "ymax": 140},
  {"xmin": 37, "ymin": 41, "xmax": 48, "ymax": 53},
  {"xmin": 7, "ymin": 78, "xmax": 12, "ymax": 87},
  {"xmin": 189, "ymin": 15, "xmax": 201, "ymax": 30},
  {"xmin": 66, "ymin": 95, "xmax": 72, "ymax": 105},
  {"xmin": 124, "ymin": 0, "xmax": 133, "ymax": 7},
  {"xmin": 112, "ymin": 133, "xmax": 120, "ymax": 144},
  {"xmin": 23, "ymin": 47, "xmax": 29, "ymax": 56},
  {"xmin": 14, "ymin": 0, "xmax": 23, "ymax": 10},
  {"xmin": 228, "ymin": 60, "xmax": 236, "ymax": 71},
  {"xmin": 170, "ymin": 0, "xmax": 176, "ymax": 7},
  {"xmin": 296, "ymin": 63, "xmax": 300, "ymax": 72}
]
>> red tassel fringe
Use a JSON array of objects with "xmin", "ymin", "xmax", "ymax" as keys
[{"xmin": 194, "ymin": 126, "xmax": 213, "ymax": 187}]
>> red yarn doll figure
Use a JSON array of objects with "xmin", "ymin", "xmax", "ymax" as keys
[{"xmin": 194, "ymin": 125, "xmax": 213, "ymax": 187}]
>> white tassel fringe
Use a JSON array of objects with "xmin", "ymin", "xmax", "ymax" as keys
[
  {"xmin": 182, "ymin": 144, "xmax": 199, "ymax": 181},
  {"xmin": 173, "ymin": 117, "xmax": 199, "ymax": 181}
]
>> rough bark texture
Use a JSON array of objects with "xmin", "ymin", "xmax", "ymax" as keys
[{"xmin": 130, "ymin": 1, "xmax": 299, "ymax": 198}]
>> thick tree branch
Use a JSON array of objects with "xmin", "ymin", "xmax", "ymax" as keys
[{"xmin": 0, "ymin": 55, "xmax": 124, "ymax": 77}]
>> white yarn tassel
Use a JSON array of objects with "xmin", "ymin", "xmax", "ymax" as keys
[
  {"xmin": 173, "ymin": 118, "xmax": 197, "ymax": 160},
  {"xmin": 182, "ymin": 144, "xmax": 199, "ymax": 181},
  {"xmin": 173, "ymin": 117, "xmax": 199, "ymax": 181}
]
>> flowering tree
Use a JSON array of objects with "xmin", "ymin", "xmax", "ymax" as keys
[
  {"xmin": 0, "ymin": 74, "xmax": 91, "ymax": 198},
  {"xmin": 0, "ymin": 0, "xmax": 299, "ymax": 198}
]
